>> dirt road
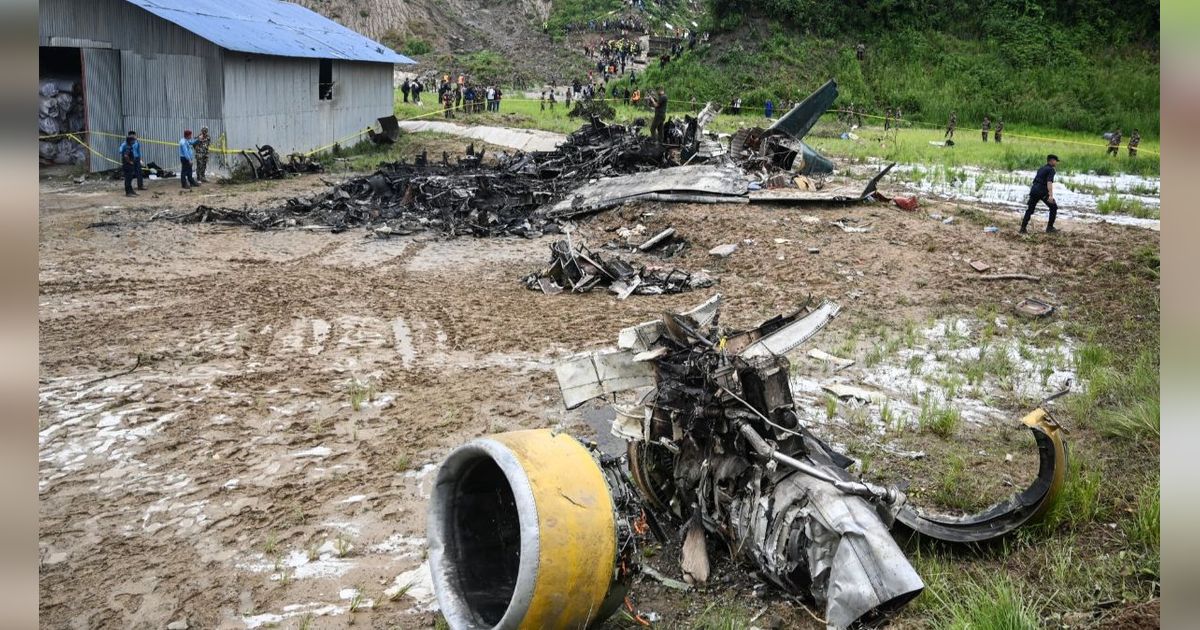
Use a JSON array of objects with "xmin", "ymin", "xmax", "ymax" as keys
[{"xmin": 38, "ymin": 171, "xmax": 1157, "ymax": 628}]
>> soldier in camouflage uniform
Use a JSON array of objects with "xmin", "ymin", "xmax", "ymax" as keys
[
  {"xmin": 1128, "ymin": 129, "xmax": 1141, "ymax": 157},
  {"xmin": 884, "ymin": 108, "xmax": 892, "ymax": 131},
  {"xmin": 994, "ymin": 118, "xmax": 1003, "ymax": 143},
  {"xmin": 195, "ymin": 126, "xmax": 212, "ymax": 182},
  {"xmin": 945, "ymin": 111, "xmax": 957, "ymax": 139},
  {"xmin": 1107, "ymin": 128, "xmax": 1121, "ymax": 156},
  {"xmin": 981, "ymin": 116, "xmax": 990, "ymax": 142}
]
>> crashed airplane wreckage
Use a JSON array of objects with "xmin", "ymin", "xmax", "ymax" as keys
[
  {"xmin": 522, "ymin": 238, "xmax": 713, "ymax": 297},
  {"xmin": 170, "ymin": 79, "xmax": 895, "ymax": 236},
  {"xmin": 427, "ymin": 296, "xmax": 1069, "ymax": 629}
]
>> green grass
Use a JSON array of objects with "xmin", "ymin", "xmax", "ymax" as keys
[
  {"xmin": 691, "ymin": 599, "xmax": 754, "ymax": 630},
  {"xmin": 348, "ymin": 379, "xmax": 374, "ymax": 411},
  {"xmin": 1126, "ymin": 479, "xmax": 1160, "ymax": 552},
  {"xmin": 1069, "ymin": 346, "xmax": 1159, "ymax": 441},
  {"xmin": 930, "ymin": 455, "xmax": 980, "ymax": 511},
  {"xmin": 936, "ymin": 574, "xmax": 1041, "ymax": 630},
  {"xmin": 1039, "ymin": 450, "xmax": 1107, "ymax": 532},
  {"xmin": 918, "ymin": 396, "xmax": 961, "ymax": 438},
  {"xmin": 1096, "ymin": 193, "xmax": 1159, "ymax": 218}
]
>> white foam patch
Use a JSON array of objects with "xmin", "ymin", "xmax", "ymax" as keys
[
  {"xmin": 794, "ymin": 317, "xmax": 1080, "ymax": 431},
  {"xmin": 384, "ymin": 561, "xmax": 438, "ymax": 611},
  {"xmin": 242, "ymin": 602, "xmax": 347, "ymax": 628},
  {"xmin": 291, "ymin": 446, "xmax": 332, "ymax": 458},
  {"xmin": 368, "ymin": 533, "xmax": 426, "ymax": 557},
  {"xmin": 237, "ymin": 548, "xmax": 354, "ymax": 581}
]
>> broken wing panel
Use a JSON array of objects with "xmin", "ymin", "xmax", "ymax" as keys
[
  {"xmin": 555, "ymin": 351, "xmax": 657, "ymax": 409},
  {"xmin": 548, "ymin": 165, "xmax": 749, "ymax": 218},
  {"xmin": 895, "ymin": 408, "xmax": 1068, "ymax": 542},
  {"xmin": 618, "ymin": 294, "xmax": 723, "ymax": 352},
  {"xmin": 739, "ymin": 301, "xmax": 841, "ymax": 360}
]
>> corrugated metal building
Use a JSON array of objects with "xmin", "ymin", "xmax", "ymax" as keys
[{"xmin": 39, "ymin": 0, "xmax": 413, "ymax": 172}]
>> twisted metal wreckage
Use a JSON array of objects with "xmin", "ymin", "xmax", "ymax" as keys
[
  {"xmin": 170, "ymin": 80, "xmax": 894, "ymax": 236},
  {"xmin": 427, "ymin": 296, "xmax": 1069, "ymax": 629}
]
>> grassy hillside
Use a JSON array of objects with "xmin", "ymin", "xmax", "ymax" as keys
[{"xmin": 625, "ymin": 22, "xmax": 1159, "ymax": 137}]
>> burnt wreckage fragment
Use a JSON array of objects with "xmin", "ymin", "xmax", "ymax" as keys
[
  {"xmin": 173, "ymin": 119, "xmax": 677, "ymax": 235},
  {"xmin": 171, "ymin": 79, "xmax": 887, "ymax": 237},
  {"xmin": 428, "ymin": 296, "xmax": 1069, "ymax": 630},
  {"xmin": 522, "ymin": 238, "xmax": 713, "ymax": 297}
]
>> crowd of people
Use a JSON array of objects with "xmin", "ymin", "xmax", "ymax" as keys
[
  {"xmin": 561, "ymin": 15, "xmax": 647, "ymax": 34},
  {"xmin": 400, "ymin": 76, "xmax": 507, "ymax": 118}
]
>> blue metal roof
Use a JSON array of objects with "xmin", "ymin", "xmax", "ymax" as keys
[{"xmin": 124, "ymin": 0, "xmax": 415, "ymax": 64}]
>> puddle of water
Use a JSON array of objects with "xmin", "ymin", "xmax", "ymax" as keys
[{"xmin": 392, "ymin": 317, "xmax": 416, "ymax": 367}]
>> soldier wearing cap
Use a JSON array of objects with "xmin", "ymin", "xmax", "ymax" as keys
[{"xmin": 1021, "ymin": 154, "xmax": 1060, "ymax": 234}]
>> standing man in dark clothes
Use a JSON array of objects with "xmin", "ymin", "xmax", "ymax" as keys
[
  {"xmin": 119, "ymin": 131, "xmax": 139, "ymax": 197},
  {"xmin": 856, "ymin": 42, "xmax": 865, "ymax": 61},
  {"xmin": 179, "ymin": 129, "xmax": 199, "ymax": 189},
  {"xmin": 412, "ymin": 79, "xmax": 423, "ymax": 104},
  {"xmin": 117, "ymin": 131, "xmax": 145, "ymax": 194},
  {"xmin": 1021, "ymin": 154, "xmax": 1060, "ymax": 234},
  {"xmin": 994, "ymin": 118, "xmax": 1003, "ymax": 143},
  {"xmin": 945, "ymin": 111, "xmax": 957, "ymax": 139},
  {"xmin": 401, "ymin": 78, "xmax": 411, "ymax": 103},
  {"xmin": 884, "ymin": 108, "xmax": 892, "ymax": 131},
  {"xmin": 1107, "ymin": 128, "xmax": 1122, "ymax": 156},
  {"xmin": 981, "ymin": 116, "xmax": 990, "ymax": 142},
  {"xmin": 1128, "ymin": 129, "xmax": 1141, "ymax": 157},
  {"xmin": 648, "ymin": 88, "xmax": 668, "ymax": 142}
]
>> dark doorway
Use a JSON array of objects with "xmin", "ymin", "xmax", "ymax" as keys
[{"xmin": 38, "ymin": 46, "xmax": 86, "ymax": 167}]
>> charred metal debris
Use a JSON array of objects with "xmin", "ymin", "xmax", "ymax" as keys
[
  {"xmin": 522, "ymin": 238, "xmax": 713, "ymax": 297},
  {"xmin": 169, "ymin": 79, "xmax": 896, "ymax": 237},
  {"xmin": 552, "ymin": 296, "xmax": 1069, "ymax": 628},
  {"xmin": 238, "ymin": 144, "xmax": 324, "ymax": 180}
]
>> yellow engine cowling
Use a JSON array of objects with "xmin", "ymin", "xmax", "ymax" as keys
[{"xmin": 427, "ymin": 430, "xmax": 626, "ymax": 629}]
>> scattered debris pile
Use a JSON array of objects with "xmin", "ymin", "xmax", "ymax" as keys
[
  {"xmin": 172, "ymin": 79, "xmax": 896, "ymax": 237},
  {"xmin": 428, "ymin": 297, "xmax": 1071, "ymax": 628},
  {"xmin": 172, "ymin": 117, "xmax": 677, "ymax": 235},
  {"xmin": 238, "ymin": 145, "xmax": 323, "ymax": 180},
  {"xmin": 731, "ymin": 79, "xmax": 839, "ymax": 177},
  {"xmin": 38, "ymin": 78, "xmax": 87, "ymax": 165},
  {"xmin": 522, "ymin": 238, "xmax": 713, "ymax": 297},
  {"xmin": 555, "ymin": 296, "xmax": 1069, "ymax": 627}
]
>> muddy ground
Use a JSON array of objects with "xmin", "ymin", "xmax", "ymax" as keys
[{"xmin": 39, "ymin": 161, "xmax": 1158, "ymax": 628}]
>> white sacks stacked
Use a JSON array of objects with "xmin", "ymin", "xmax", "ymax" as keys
[{"xmin": 39, "ymin": 77, "xmax": 88, "ymax": 165}]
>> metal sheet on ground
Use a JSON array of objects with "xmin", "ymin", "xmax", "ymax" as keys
[{"xmin": 548, "ymin": 165, "xmax": 749, "ymax": 218}]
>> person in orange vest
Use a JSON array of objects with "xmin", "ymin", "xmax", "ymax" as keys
[{"xmin": 631, "ymin": 88, "xmax": 641, "ymax": 107}]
